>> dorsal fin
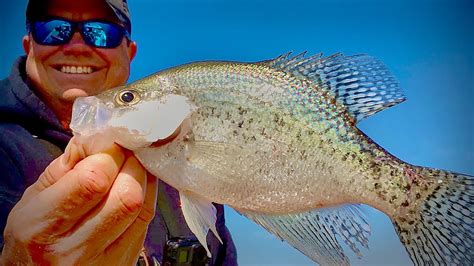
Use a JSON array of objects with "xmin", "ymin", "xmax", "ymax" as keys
[{"xmin": 261, "ymin": 52, "xmax": 406, "ymax": 122}]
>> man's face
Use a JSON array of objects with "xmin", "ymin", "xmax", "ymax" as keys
[{"xmin": 23, "ymin": 0, "xmax": 137, "ymax": 118}]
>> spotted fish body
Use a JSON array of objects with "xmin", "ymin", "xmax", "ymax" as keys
[
  {"xmin": 138, "ymin": 62, "xmax": 401, "ymax": 214},
  {"xmin": 71, "ymin": 53, "xmax": 473, "ymax": 265}
]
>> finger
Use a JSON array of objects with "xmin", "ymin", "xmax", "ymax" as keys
[
  {"xmin": 102, "ymin": 226, "xmax": 146, "ymax": 264},
  {"xmin": 132, "ymin": 173, "xmax": 158, "ymax": 227},
  {"xmin": 21, "ymin": 137, "xmax": 84, "ymax": 200},
  {"xmin": 102, "ymin": 227, "xmax": 147, "ymax": 264},
  {"xmin": 13, "ymin": 144, "xmax": 126, "ymax": 240},
  {"xmin": 103, "ymin": 173, "xmax": 158, "ymax": 263},
  {"xmin": 52, "ymin": 155, "xmax": 147, "ymax": 256},
  {"xmin": 32, "ymin": 136, "xmax": 109, "ymax": 194}
]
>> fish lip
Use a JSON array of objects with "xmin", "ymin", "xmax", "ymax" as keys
[
  {"xmin": 70, "ymin": 96, "xmax": 113, "ymax": 135},
  {"xmin": 149, "ymin": 126, "xmax": 181, "ymax": 147}
]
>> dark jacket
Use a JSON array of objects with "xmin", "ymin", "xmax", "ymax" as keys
[{"xmin": 0, "ymin": 57, "xmax": 237, "ymax": 265}]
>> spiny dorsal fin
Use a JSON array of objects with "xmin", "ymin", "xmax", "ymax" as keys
[{"xmin": 261, "ymin": 52, "xmax": 406, "ymax": 122}]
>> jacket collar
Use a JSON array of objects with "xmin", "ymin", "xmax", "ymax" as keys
[{"xmin": 1, "ymin": 56, "xmax": 71, "ymax": 147}]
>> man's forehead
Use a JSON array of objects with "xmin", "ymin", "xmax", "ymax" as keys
[{"xmin": 45, "ymin": 0, "xmax": 118, "ymax": 22}]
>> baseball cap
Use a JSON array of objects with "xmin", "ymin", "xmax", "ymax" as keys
[{"xmin": 26, "ymin": 0, "xmax": 132, "ymax": 34}]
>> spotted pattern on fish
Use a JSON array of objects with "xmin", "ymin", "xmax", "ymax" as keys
[{"xmin": 163, "ymin": 63, "xmax": 393, "ymax": 203}]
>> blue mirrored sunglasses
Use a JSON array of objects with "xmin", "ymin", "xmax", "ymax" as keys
[{"xmin": 28, "ymin": 18, "xmax": 131, "ymax": 48}]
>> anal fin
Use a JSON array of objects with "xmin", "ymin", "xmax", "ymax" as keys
[{"xmin": 241, "ymin": 205, "xmax": 371, "ymax": 266}]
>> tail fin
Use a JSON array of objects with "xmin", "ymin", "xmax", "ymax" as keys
[{"xmin": 394, "ymin": 168, "xmax": 473, "ymax": 265}]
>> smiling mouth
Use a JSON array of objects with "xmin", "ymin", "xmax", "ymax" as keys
[{"xmin": 55, "ymin": 65, "xmax": 97, "ymax": 74}]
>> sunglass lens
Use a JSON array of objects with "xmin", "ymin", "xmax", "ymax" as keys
[
  {"xmin": 82, "ymin": 22, "xmax": 123, "ymax": 48},
  {"xmin": 33, "ymin": 20, "xmax": 73, "ymax": 45}
]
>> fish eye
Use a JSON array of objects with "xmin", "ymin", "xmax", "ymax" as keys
[{"xmin": 116, "ymin": 90, "xmax": 140, "ymax": 106}]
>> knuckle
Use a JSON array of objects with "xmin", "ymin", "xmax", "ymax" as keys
[
  {"xmin": 76, "ymin": 169, "xmax": 111, "ymax": 199},
  {"xmin": 3, "ymin": 225, "xmax": 17, "ymax": 243},
  {"xmin": 116, "ymin": 183, "xmax": 145, "ymax": 215},
  {"xmin": 4, "ymin": 214, "xmax": 60, "ymax": 254},
  {"xmin": 137, "ymin": 205, "xmax": 156, "ymax": 224},
  {"xmin": 37, "ymin": 165, "xmax": 58, "ymax": 190},
  {"xmin": 6, "ymin": 224, "xmax": 31, "ymax": 247},
  {"xmin": 4, "ymin": 211, "xmax": 27, "ymax": 244}
]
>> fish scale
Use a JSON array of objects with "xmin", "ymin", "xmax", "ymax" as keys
[{"xmin": 71, "ymin": 52, "xmax": 473, "ymax": 265}]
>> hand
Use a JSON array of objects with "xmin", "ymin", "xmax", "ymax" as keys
[{"xmin": 0, "ymin": 137, "xmax": 158, "ymax": 265}]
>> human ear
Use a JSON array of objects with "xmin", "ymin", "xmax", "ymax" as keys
[
  {"xmin": 128, "ymin": 41, "xmax": 137, "ymax": 61},
  {"xmin": 22, "ymin": 35, "xmax": 32, "ymax": 55}
]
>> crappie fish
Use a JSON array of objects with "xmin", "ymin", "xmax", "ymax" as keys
[{"xmin": 70, "ymin": 53, "xmax": 473, "ymax": 265}]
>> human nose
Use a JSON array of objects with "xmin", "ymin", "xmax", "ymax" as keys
[{"xmin": 62, "ymin": 32, "xmax": 93, "ymax": 56}]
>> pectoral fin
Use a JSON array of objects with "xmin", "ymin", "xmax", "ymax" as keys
[
  {"xmin": 179, "ymin": 191, "xmax": 223, "ymax": 257},
  {"xmin": 241, "ymin": 205, "xmax": 371, "ymax": 266},
  {"xmin": 186, "ymin": 141, "xmax": 247, "ymax": 179}
]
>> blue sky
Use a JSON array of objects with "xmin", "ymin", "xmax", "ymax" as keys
[{"xmin": 1, "ymin": 0, "xmax": 472, "ymax": 265}]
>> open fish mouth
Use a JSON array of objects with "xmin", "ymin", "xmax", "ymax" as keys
[
  {"xmin": 70, "ymin": 96, "xmax": 117, "ymax": 151},
  {"xmin": 70, "ymin": 96, "xmax": 113, "ymax": 137}
]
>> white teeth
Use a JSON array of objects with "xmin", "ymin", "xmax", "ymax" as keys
[{"xmin": 60, "ymin": 66, "xmax": 93, "ymax": 74}]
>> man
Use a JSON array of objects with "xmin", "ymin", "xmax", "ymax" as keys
[{"xmin": 0, "ymin": 0, "xmax": 236, "ymax": 264}]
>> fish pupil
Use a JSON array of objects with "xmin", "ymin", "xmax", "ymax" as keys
[{"xmin": 121, "ymin": 92, "xmax": 134, "ymax": 103}]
